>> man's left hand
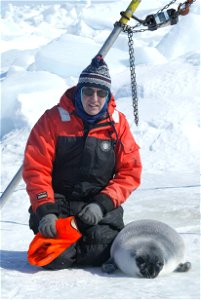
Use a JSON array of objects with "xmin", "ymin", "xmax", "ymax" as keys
[{"xmin": 78, "ymin": 203, "xmax": 103, "ymax": 225}]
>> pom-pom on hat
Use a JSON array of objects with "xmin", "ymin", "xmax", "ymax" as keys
[{"xmin": 77, "ymin": 55, "xmax": 111, "ymax": 92}]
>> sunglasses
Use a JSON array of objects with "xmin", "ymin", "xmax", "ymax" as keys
[{"xmin": 82, "ymin": 87, "xmax": 108, "ymax": 98}]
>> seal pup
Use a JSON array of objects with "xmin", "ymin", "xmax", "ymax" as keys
[{"xmin": 102, "ymin": 219, "xmax": 191, "ymax": 278}]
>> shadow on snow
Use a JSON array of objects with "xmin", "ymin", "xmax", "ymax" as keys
[{"xmin": 0, "ymin": 249, "xmax": 40, "ymax": 274}]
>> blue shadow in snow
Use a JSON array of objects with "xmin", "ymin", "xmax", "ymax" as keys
[
  {"xmin": 0, "ymin": 71, "xmax": 8, "ymax": 80},
  {"xmin": 0, "ymin": 249, "xmax": 40, "ymax": 273}
]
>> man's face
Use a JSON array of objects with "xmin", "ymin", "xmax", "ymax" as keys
[{"xmin": 81, "ymin": 87, "xmax": 108, "ymax": 115}]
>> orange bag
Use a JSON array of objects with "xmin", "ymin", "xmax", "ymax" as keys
[{"xmin": 27, "ymin": 216, "xmax": 82, "ymax": 267}]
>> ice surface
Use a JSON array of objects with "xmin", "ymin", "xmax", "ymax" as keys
[{"xmin": 0, "ymin": 1, "xmax": 200, "ymax": 299}]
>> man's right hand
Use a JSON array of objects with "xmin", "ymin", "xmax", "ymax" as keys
[{"xmin": 38, "ymin": 214, "xmax": 58, "ymax": 238}]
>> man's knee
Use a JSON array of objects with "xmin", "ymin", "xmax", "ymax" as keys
[{"xmin": 42, "ymin": 244, "xmax": 76, "ymax": 270}]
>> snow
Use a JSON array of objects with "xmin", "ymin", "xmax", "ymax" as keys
[{"xmin": 0, "ymin": 0, "xmax": 200, "ymax": 299}]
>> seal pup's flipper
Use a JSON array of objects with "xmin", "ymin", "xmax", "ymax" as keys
[
  {"xmin": 175, "ymin": 262, "xmax": 191, "ymax": 272},
  {"xmin": 102, "ymin": 257, "xmax": 118, "ymax": 274}
]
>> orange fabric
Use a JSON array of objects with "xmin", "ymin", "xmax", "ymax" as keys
[{"xmin": 27, "ymin": 216, "xmax": 82, "ymax": 267}]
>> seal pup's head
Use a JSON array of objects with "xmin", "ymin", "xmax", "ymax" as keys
[{"xmin": 132, "ymin": 243, "xmax": 165, "ymax": 278}]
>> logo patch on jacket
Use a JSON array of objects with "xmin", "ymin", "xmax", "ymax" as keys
[
  {"xmin": 100, "ymin": 141, "xmax": 111, "ymax": 152},
  {"xmin": 37, "ymin": 192, "xmax": 48, "ymax": 200}
]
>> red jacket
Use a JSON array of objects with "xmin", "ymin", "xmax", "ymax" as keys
[{"xmin": 23, "ymin": 87, "xmax": 142, "ymax": 217}]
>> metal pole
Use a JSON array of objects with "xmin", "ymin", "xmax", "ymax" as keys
[
  {"xmin": 98, "ymin": 0, "xmax": 141, "ymax": 58},
  {"xmin": 0, "ymin": 0, "xmax": 142, "ymax": 210},
  {"xmin": 98, "ymin": 26, "xmax": 123, "ymax": 58},
  {"xmin": 0, "ymin": 165, "xmax": 23, "ymax": 209}
]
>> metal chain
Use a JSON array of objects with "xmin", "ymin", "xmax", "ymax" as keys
[
  {"xmin": 157, "ymin": 0, "xmax": 178, "ymax": 13},
  {"xmin": 127, "ymin": 27, "xmax": 139, "ymax": 126},
  {"xmin": 158, "ymin": 0, "xmax": 196, "ymax": 14},
  {"xmin": 114, "ymin": 21, "xmax": 147, "ymax": 126},
  {"xmin": 116, "ymin": 0, "xmax": 196, "ymax": 125}
]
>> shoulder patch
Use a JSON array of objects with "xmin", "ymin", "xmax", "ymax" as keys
[
  {"xmin": 112, "ymin": 110, "xmax": 119, "ymax": 123},
  {"xmin": 58, "ymin": 107, "xmax": 71, "ymax": 122}
]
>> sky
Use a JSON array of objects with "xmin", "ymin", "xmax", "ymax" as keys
[{"xmin": 0, "ymin": 0, "xmax": 200, "ymax": 299}]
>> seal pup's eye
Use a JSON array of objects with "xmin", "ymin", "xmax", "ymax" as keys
[
  {"xmin": 156, "ymin": 261, "xmax": 164, "ymax": 268},
  {"xmin": 136, "ymin": 256, "xmax": 145, "ymax": 265}
]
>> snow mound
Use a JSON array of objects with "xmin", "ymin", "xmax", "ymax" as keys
[
  {"xmin": 32, "ymin": 33, "xmax": 167, "ymax": 81},
  {"xmin": 1, "ymin": 71, "xmax": 67, "ymax": 136},
  {"xmin": 157, "ymin": 14, "xmax": 200, "ymax": 59}
]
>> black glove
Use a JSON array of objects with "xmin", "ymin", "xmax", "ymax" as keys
[
  {"xmin": 38, "ymin": 214, "xmax": 58, "ymax": 238},
  {"xmin": 78, "ymin": 203, "xmax": 103, "ymax": 225}
]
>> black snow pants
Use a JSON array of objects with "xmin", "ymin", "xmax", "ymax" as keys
[{"xmin": 28, "ymin": 194, "xmax": 124, "ymax": 270}]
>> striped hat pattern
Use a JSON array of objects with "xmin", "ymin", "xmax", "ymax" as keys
[{"xmin": 77, "ymin": 55, "xmax": 111, "ymax": 91}]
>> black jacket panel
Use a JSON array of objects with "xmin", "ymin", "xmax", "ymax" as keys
[{"xmin": 52, "ymin": 135, "xmax": 116, "ymax": 199}]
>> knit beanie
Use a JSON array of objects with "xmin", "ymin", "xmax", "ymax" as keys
[
  {"xmin": 77, "ymin": 55, "xmax": 111, "ymax": 92},
  {"xmin": 74, "ymin": 55, "xmax": 111, "ymax": 124}
]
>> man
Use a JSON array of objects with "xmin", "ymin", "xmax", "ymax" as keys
[{"xmin": 23, "ymin": 55, "xmax": 142, "ymax": 270}]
